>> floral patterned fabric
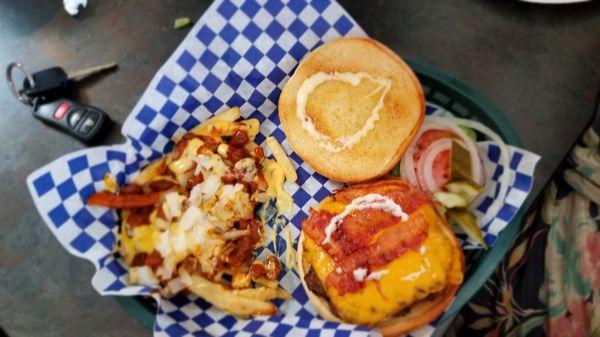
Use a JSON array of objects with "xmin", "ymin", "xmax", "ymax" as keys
[{"xmin": 447, "ymin": 126, "xmax": 600, "ymax": 337}]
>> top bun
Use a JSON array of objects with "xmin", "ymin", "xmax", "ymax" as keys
[{"xmin": 279, "ymin": 37, "xmax": 425, "ymax": 183}]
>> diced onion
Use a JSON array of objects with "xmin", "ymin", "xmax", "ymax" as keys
[
  {"xmin": 222, "ymin": 229, "xmax": 248, "ymax": 240},
  {"xmin": 165, "ymin": 276, "xmax": 189, "ymax": 297},
  {"xmin": 130, "ymin": 266, "xmax": 159, "ymax": 285},
  {"xmin": 234, "ymin": 158, "xmax": 258, "ymax": 183},
  {"xmin": 164, "ymin": 192, "xmax": 185, "ymax": 221},
  {"xmin": 202, "ymin": 174, "xmax": 221, "ymax": 200},
  {"xmin": 157, "ymin": 255, "xmax": 176, "ymax": 280},
  {"xmin": 180, "ymin": 205, "xmax": 202, "ymax": 231},
  {"xmin": 220, "ymin": 183, "xmax": 244, "ymax": 200},
  {"xmin": 187, "ymin": 183, "xmax": 203, "ymax": 206}
]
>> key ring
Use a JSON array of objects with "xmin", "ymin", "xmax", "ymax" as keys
[{"xmin": 6, "ymin": 62, "xmax": 35, "ymax": 106}]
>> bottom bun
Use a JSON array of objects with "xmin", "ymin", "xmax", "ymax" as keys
[{"xmin": 297, "ymin": 212, "xmax": 463, "ymax": 336}]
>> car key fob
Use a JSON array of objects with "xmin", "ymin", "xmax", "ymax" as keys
[
  {"xmin": 33, "ymin": 98, "xmax": 110, "ymax": 143},
  {"xmin": 21, "ymin": 63, "xmax": 117, "ymax": 103},
  {"xmin": 22, "ymin": 67, "xmax": 71, "ymax": 102}
]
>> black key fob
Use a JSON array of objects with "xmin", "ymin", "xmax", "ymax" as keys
[
  {"xmin": 33, "ymin": 98, "xmax": 110, "ymax": 143},
  {"xmin": 23, "ymin": 67, "xmax": 71, "ymax": 101}
]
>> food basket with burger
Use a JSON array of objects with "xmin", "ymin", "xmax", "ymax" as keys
[{"xmin": 27, "ymin": 1, "xmax": 539, "ymax": 336}]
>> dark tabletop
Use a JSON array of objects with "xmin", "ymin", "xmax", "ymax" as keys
[{"xmin": 0, "ymin": 1, "xmax": 598, "ymax": 336}]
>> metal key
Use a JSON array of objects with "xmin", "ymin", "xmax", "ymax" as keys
[{"xmin": 20, "ymin": 62, "xmax": 118, "ymax": 102}]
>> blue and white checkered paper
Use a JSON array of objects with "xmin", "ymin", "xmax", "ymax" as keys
[{"xmin": 27, "ymin": 1, "xmax": 539, "ymax": 336}]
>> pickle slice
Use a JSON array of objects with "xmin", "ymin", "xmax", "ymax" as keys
[
  {"xmin": 390, "ymin": 164, "xmax": 401, "ymax": 177},
  {"xmin": 445, "ymin": 180, "xmax": 484, "ymax": 205},
  {"xmin": 433, "ymin": 191, "xmax": 469, "ymax": 209},
  {"xmin": 450, "ymin": 141, "xmax": 472, "ymax": 182},
  {"xmin": 447, "ymin": 209, "xmax": 488, "ymax": 249}
]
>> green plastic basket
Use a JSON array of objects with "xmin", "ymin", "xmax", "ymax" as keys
[{"xmin": 114, "ymin": 58, "xmax": 525, "ymax": 334}]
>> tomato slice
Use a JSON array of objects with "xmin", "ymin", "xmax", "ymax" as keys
[
  {"xmin": 413, "ymin": 129, "xmax": 455, "ymax": 161},
  {"xmin": 413, "ymin": 129, "xmax": 456, "ymax": 190},
  {"xmin": 432, "ymin": 149, "xmax": 451, "ymax": 188}
]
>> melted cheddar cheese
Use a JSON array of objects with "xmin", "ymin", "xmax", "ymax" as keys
[
  {"xmin": 119, "ymin": 210, "xmax": 161, "ymax": 264},
  {"xmin": 303, "ymin": 203, "xmax": 463, "ymax": 326},
  {"xmin": 262, "ymin": 159, "xmax": 293, "ymax": 215}
]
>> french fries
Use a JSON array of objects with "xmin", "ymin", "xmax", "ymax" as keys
[
  {"xmin": 266, "ymin": 136, "xmax": 297, "ymax": 183},
  {"xmin": 185, "ymin": 273, "xmax": 288, "ymax": 317},
  {"xmin": 243, "ymin": 118, "xmax": 260, "ymax": 138},
  {"xmin": 133, "ymin": 157, "xmax": 166, "ymax": 185},
  {"xmin": 190, "ymin": 107, "xmax": 240, "ymax": 136},
  {"xmin": 205, "ymin": 106, "xmax": 241, "ymax": 124},
  {"xmin": 103, "ymin": 173, "xmax": 118, "ymax": 193},
  {"xmin": 193, "ymin": 120, "xmax": 260, "ymax": 138},
  {"xmin": 189, "ymin": 107, "xmax": 259, "ymax": 138},
  {"xmin": 255, "ymin": 277, "xmax": 279, "ymax": 289},
  {"xmin": 235, "ymin": 286, "xmax": 291, "ymax": 301},
  {"xmin": 103, "ymin": 105, "xmax": 295, "ymax": 319}
]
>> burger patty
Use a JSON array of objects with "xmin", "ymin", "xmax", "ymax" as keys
[{"xmin": 304, "ymin": 267, "xmax": 328, "ymax": 299}]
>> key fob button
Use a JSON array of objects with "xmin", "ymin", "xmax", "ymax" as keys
[
  {"xmin": 78, "ymin": 111, "xmax": 100, "ymax": 134},
  {"xmin": 67, "ymin": 109, "xmax": 85, "ymax": 128},
  {"xmin": 53, "ymin": 101, "xmax": 71, "ymax": 119},
  {"xmin": 79, "ymin": 118, "xmax": 96, "ymax": 134}
]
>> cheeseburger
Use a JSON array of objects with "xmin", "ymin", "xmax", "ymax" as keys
[{"xmin": 298, "ymin": 179, "xmax": 464, "ymax": 336}]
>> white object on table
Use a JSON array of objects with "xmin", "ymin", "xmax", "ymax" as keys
[{"xmin": 63, "ymin": 0, "xmax": 87, "ymax": 16}]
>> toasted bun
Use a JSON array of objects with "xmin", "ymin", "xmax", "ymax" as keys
[
  {"xmin": 297, "ymin": 179, "xmax": 464, "ymax": 336},
  {"xmin": 279, "ymin": 37, "xmax": 425, "ymax": 183}
]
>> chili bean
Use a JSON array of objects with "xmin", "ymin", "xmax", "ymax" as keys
[
  {"xmin": 229, "ymin": 130, "xmax": 249, "ymax": 147},
  {"xmin": 127, "ymin": 207, "xmax": 153, "ymax": 227},
  {"xmin": 227, "ymin": 146, "xmax": 250, "ymax": 164},
  {"xmin": 252, "ymin": 146, "xmax": 264, "ymax": 159},
  {"xmin": 264, "ymin": 256, "xmax": 281, "ymax": 280},
  {"xmin": 221, "ymin": 175, "xmax": 236, "ymax": 184},
  {"xmin": 149, "ymin": 179, "xmax": 176, "ymax": 191},
  {"xmin": 145, "ymin": 251, "xmax": 163, "ymax": 271},
  {"xmin": 187, "ymin": 172, "xmax": 204, "ymax": 189},
  {"xmin": 131, "ymin": 253, "xmax": 148, "ymax": 267},
  {"xmin": 249, "ymin": 263, "xmax": 266, "ymax": 281}
]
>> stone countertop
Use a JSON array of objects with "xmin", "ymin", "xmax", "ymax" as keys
[{"xmin": 0, "ymin": 1, "xmax": 598, "ymax": 336}]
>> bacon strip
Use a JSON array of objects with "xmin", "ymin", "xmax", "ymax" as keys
[
  {"xmin": 302, "ymin": 179, "xmax": 431, "ymax": 295},
  {"xmin": 87, "ymin": 191, "xmax": 160, "ymax": 209},
  {"xmin": 325, "ymin": 213, "xmax": 428, "ymax": 294}
]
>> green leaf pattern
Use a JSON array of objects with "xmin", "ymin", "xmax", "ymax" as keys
[{"xmin": 447, "ymin": 127, "xmax": 599, "ymax": 337}]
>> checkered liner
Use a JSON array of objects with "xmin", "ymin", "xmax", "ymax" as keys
[{"xmin": 26, "ymin": 1, "xmax": 540, "ymax": 336}]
